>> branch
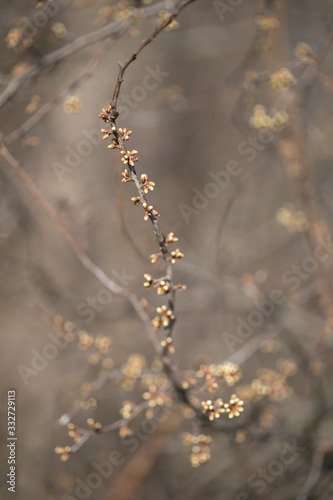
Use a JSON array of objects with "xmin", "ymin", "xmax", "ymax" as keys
[{"xmin": 103, "ymin": 0, "xmax": 196, "ymax": 354}]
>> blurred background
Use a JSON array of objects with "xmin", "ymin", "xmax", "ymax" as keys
[{"xmin": 1, "ymin": 0, "xmax": 333, "ymax": 498}]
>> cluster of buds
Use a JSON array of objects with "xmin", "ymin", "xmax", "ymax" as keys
[
  {"xmin": 143, "ymin": 273, "xmax": 154, "ymax": 289},
  {"xmin": 101, "ymin": 122, "xmax": 132, "ymax": 147},
  {"xmin": 166, "ymin": 232, "xmax": 178, "ymax": 244},
  {"xmin": 238, "ymin": 359, "xmax": 297, "ymax": 403},
  {"xmin": 119, "ymin": 426, "xmax": 133, "ymax": 438},
  {"xmin": 269, "ymin": 67, "xmax": 296, "ymax": 90},
  {"xmin": 5, "ymin": 27, "xmax": 23, "ymax": 49},
  {"xmin": 196, "ymin": 364, "xmax": 219, "ymax": 391},
  {"xmin": 94, "ymin": 335, "xmax": 112, "ymax": 354},
  {"xmin": 67, "ymin": 423, "xmax": 81, "ymax": 443},
  {"xmin": 87, "ymin": 418, "xmax": 102, "ymax": 431},
  {"xmin": 276, "ymin": 203, "xmax": 308, "ymax": 233},
  {"xmin": 94, "ymin": 1, "xmax": 132, "ymax": 24},
  {"xmin": 145, "ymin": 278, "xmax": 186, "ymax": 295},
  {"xmin": 120, "ymin": 400, "xmax": 135, "ymax": 419},
  {"xmin": 237, "ymin": 380, "xmax": 269, "ymax": 403},
  {"xmin": 225, "ymin": 395, "xmax": 244, "ymax": 419},
  {"xmin": 142, "ymin": 201, "xmax": 159, "ymax": 221},
  {"xmin": 63, "ymin": 95, "xmax": 82, "ymax": 114},
  {"xmin": 294, "ymin": 43, "xmax": 317, "ymax": 65},
  {"xmin": 131, "ymin": 196, "xmax": 141, "ymax": 206},
  {"xmin": 99, "ymin": 105, "xmax": 112, "ymax": 122},
  {"xmin": 121, "ymin": 169, "xmax": 131, "ymax": 183},
  {"xmin": 52, "ymin": 316, "xmax": 78, "ymax": 343},
  {"xmin": 183, "ymin": 433, "xmax": 212, "ymax": 467},
  {"xmin": 121, "ymin": 149, "xmax": 138, "ymax": 167},
  {"xmin": 250, "ymin": 105, "xmax": 290, "ymax": 130},
  {"xmin": 150, "ymin": 233, "xmax": 182, "ymax": 264},
  {"xmin": 121, "ymin": 354, "xmax": 146, "ymax": 379},
  {"xmin": 141, "ymin": 368, "xmax": 168, "ymax": 389},
  {"xmin": 202, "ymin": 395, "xmax": 244, "ymax": 420},
  {"xmin": 107, "ymin": 139, "xmax": 118, "ymax": 150},
  {"xmin": 160, "ymin": 336, "xmax": 175, "ymax": 353},
  {"xmin": 156, "ymin": 279, "xmax": 171, "ymax": 295},
  {"xmin": 215, "ymin": 362, "xmax": 242, "ymax": 386},
  {"xmin": 143, "ymin": 275, "xmax": 173, "ymax": 295},
  {"xmin": 101, "ymin": 128, "xmax": 111, "ymax": 140},
  {"xmin": 118, "ymin": 127, "xmax": 132, "ymax": 141},
  {"xmin": 142, "ymin": 384, "xmax": 172, "ymax": 407},
  {"xmin": 170, "ymin": 248, "xmax": 184, "ymax": 264},
  {"xmin": 78, "ymin": 330, "xmax": 94, "ymax": 350},
  {"xmin": 257, "ymin": 367, "xmax": 294, "ymax": 401},
  {"xmin": 201, "ymin": 398, "xmax": 225, "ymax": 420},
  {"xmin": 55, "ymin": 446, "xmax": 71, "ymax": 462},
  {"xmin": 80, "ymin": 397, "xmax": 97, "ymax": 410},
  {"xmin": 196, "ymin": 362, "xmax": 241, "ymax": 389},
  {"xmin": 255, "ymin": 14, "xmax": 280, "ymax": 30},
  {"xmin": 151, "ymin": 305, "xmax": 175, "ymax": 331},
  {"xmin": 140, "ymin": 174, "xmax": 155, "ymax": 194},
  {"xmin": 276, "ymin": 358, "xmax": 297, "ymax": 377},
  {"xmin": 149, "ymin": 252, "xmax": 160, "ymax": 263},
  {"xmin": 157, "ymin": 10, "xmax": 180, "ymax": 31}
]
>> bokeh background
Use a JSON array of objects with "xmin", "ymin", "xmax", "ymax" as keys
[{"xmin": 1, "ymin": 0, "xmax": 333, "ymax": 499}]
